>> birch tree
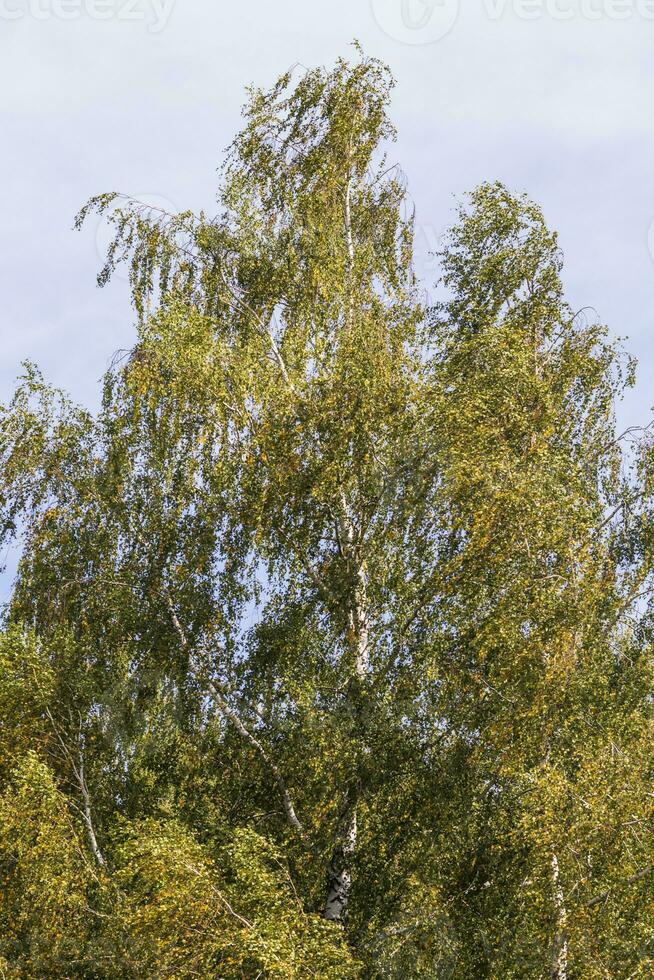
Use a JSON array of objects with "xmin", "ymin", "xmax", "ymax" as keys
[{"xmin": 2, "ymin": 48, "xmax": 654, "ymax": 978}]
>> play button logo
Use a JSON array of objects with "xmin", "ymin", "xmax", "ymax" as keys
[{"xmin": 371, "ymin": 0, "xmax": 459, "ymax": 43}]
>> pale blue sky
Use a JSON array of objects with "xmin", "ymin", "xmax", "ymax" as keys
[{"xmin": 2, "ymin": 0, "xmax": 654, "ymax": 597}]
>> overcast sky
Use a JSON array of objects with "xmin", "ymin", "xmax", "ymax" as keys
[{"xmin": 2, "ymin": 0, "xmax": 654, "ymax": 595}]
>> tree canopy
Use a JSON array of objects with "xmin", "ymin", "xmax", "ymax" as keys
[{"xmin": 2, "ymin": 47, "xmax": 654, "ymax": 978}]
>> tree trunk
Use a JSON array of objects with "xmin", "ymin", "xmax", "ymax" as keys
[
  {"xmin": 551, "ymin": 853, "xmax": 568, "ymax": 980},
  {"xmin": 323, "ymin": 168, "xmax": 370, "ymax": 926},
  {"xmin": 323, "ymin": 501, "xmax": 369, "ymax": 924},
  {"xmin": 324, "ymin": 794, "xmax": 358, "ymax": 922}
]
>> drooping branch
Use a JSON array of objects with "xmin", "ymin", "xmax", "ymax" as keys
[
  {"xmin": 218, "ymin": 268, "xmax": 296, "ymax": 393},
  {"xmin": 162, "ymin": 591, "xmax": 310, "ymax": 848},
  {"xmin": 205, "ymin": 676, "xmax": 310, "ymax": 847}
]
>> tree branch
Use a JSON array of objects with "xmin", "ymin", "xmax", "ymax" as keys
[
  {"xmin": 206, "ymin": 676, "xmax": 310, "ymax": 847},
  {"xmin": 162, "ymin": 591, "xmax": 311, "ymax": 848},
  {"xmin": 585, "ymin": 866, "xmax": 654, "ymax": 909},
  {"xmin": 43, "ymin": 705, "xmax": 105, "ymax": 868}
]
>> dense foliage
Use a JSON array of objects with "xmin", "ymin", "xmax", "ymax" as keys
[{"xmin": 2, "ymin": 48, "xmax": 654, "ymax": 978}]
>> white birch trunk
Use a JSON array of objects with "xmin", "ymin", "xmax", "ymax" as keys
[
  {"xmin": 324, "ymin": 800, "xmax": 358, "ymax": 923},
  {"xmin": 551, "ymin": 853, "xmax": 568, "ymax": 980},
  {"xmin": 323, "ymin": 496, "xmax": 370, "ymax": 922},
  {"xmin": 323, "ymin": 159, "xmax": 370, "ymax": 924}
]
